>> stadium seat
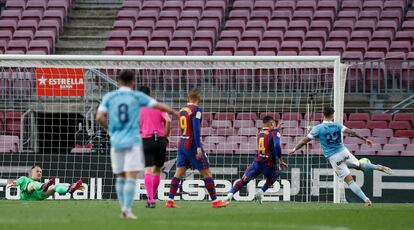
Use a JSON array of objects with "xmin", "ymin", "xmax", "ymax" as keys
[
  {"xmin": 236, "ymin": 143, "xmax": 257, "ymax": 154},
  {"xmin": 370, "ymin": 137, "xmax": 388, "ymax": 145},
  {"xmin": 227, "ymin": 135, "xmax": 248, "ymax": 144},
  {"xmin": 361, "ymin": 143, "xmax": 382, "ymax": 152},
  {"xmin": 347, "ymin": 144, "xmax": 360, "ymax": 153},
  {"xmin": 389, "ymin": 137, "xmax": 411, "ymax": 145},
  {"xmin": 366, "ymin": 121, "xmax": 388, "ymax": 129},
  {"xmin": 353, "ymin": 129, "xmax": 371, "ymax": 137},
  {"xmin": 389, "ymin": 121, "xmax": 411, "ymax": 130},
  {"xmin": 211, "ymin": 120, "xmax": 232, "ymax": 128},
  {"xmin": 377, "ymin": 150, "xmax": 399, "ymax": 156},
  {"xmin": 233, "ymin": 120, "xmax": 254, "ymax": 128},
  {"xmin": 371, "ymin": 113, "xmax": 392, "ymax": 122},
  {"xmin": 400, "ymin": 150, "xmax": 414, "ymax": 156},
  {"xmin": 344, "ymin": 121, "xmax": 366, "ymax": 129},
  {"xmin": 4, "ymin": 112, "xmax": 24, "ymax": 136},
  {"xmin": 383, "ymin": 144, "xmax": 405, "ymax": 152},
  {"xmin": 214, "ymin": 112, "xmax": 235, "ymax": 121},
  {"xmin": 372, "ymin": 128, "xmax": 394, "ymax": 138},
  {"xmin": 0, "ymin": 135, "xmax": 19, "ymax": 153},
  {"xmin": 394, "ymin": 130, "xmax": 414, "ymax": 138},
  {"xmin": 235, "ymin": 113, "xmax": 257, "ymax": 120},
  {"xmin": 0, "ymin": 112, "xmax": 4, "ymax": 134},
  {"xmin": 205, "ymin": 136, "xmax": 226, "ymax": 144},
  {"xmin": 215, "ymin": 143, "xmax": 237, "ymax": 154},
  {"xmin": 348, "ymin": 113, "xmax": 370, "ymax": 121},
  {"xmin": 282, "ymin": 112, "xmax": 302, "ymax": 121},
  {"xmin": 344, "ymin": 137, "xmax": 366, "ymax": 145},
  {"xmin": 282, "ymin": 128, "xmax": 303, "ymax": 137},
  {"xmin": 238, "ymin": 128, "xmax": 258, "ymax": 136}
]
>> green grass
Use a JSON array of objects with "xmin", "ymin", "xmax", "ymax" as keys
[{"xmin": 0, "ymin": 201, "xmax": 413, "ymax": 230}]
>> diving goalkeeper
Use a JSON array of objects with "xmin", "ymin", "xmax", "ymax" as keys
[{"xmin": 7, "ymin": 164, "xmax": 83, "ymax": 200}]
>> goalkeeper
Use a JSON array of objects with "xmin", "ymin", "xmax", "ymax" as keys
[{"xmin": 7, "ymin": 164, "xmax": 83, "ymax": 200}]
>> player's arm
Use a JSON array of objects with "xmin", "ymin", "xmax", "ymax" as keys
[
  {"xmin": 192, "ymin": 109, "xmax": 203, "ymax": 159},
  {"xmin": 163, "ymin": 113, "xmax": 172, "ymax": 138},
  {"xmin": 96, "ymin": 94, "xmax": 109, "ymax": 129},
  {"xmin": 289, "ymin": 137, "xmax": 312, "ymax": 155},
  {"xmin": 153, "ymin": 103, "xmax": 179, "ymax": 117},
  {"xmin": 344, "ymin": 128, "xmax": 373, "ymax": 146},
  {"xmin": 272, "ymin": 131, "xmax": 288, "ymax": 170},
  {"xmin": 289, "ymin": 125, "xmax": 319, "ymax": 155},
  {"xmin": 96, "ymin": 112, "xmax": 108, "ymax": 129}
]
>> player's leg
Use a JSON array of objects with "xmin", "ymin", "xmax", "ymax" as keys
[
  {"xmin": 44, "ymin": 181, "xmax": 83, "ymax": 196},
  {"xmin": 165, "ymin": 146, "xmax": 189, "ymax": 208},
  {"xmin": 147, "ymin": 138, "xmax": 167, "ymax": 208},
  {"xmin": 143, "ymin": 138, "xmax": 156, "ymax": 207},
  {"xmin": 195, "ymin": 149, "xmax": 228, "ymax": 208},
  {"xmin": 27, "ymin": 178, "xmax": 55, "ymax": 193},
  {"xmin": 330, "ymin": 151, "xmax": 371, "ymax": 206},
  {"xmin": 165, "ymin": 166, "xmax": 187, "ymax": 208},
  {"xmin": 225, "ymin": 162, "xmax": 259, "ymax": 201},
  {"xmin": 111, "ymin": 148, "xmax": 127, "ymax": 212},
  {"xmin": 152, "ymin": 138, "xmax": 168, "ymax": 204},
  {"xmin": 349, "ymin": 152, "xmax": 393, "ymax": 175},
  {"xmin": 256, "ymin": 166, "xmax": 279, "ymax": 204},
  {"xmin": 121, "ymin": 145, "xmax": 145, "ymax": 219},
  {"xmin": 344, "ymin": 174, "xmax": 371, "ymax": 206}
]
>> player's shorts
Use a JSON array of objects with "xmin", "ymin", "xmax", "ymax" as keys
[
  {"xmin": 176, "ymin": 141, "xmax": 210, "ymax": 171},
  {"xmin": 328, "ymin": 148, "xmax": 360, "ymax": 178},
  {"xmin": 244, "ymin": 161, "xmax": 279, "ymax": 181},
  {"xmin": 110, "ymin": 144, "xmax": 145, "ymax": 174},
  {"xmin": 143, "ymin": 137, "xmax": 168, "ymax": 167}
]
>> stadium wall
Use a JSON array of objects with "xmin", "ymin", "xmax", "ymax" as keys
[{"xmin": 0, "ymin": 153, "xmax": 413, "ymax": 203}]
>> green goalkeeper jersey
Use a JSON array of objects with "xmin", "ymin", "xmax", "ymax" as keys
[{"xmin": 15, "ymin": 176, "xmax": 49, "ymax": 200}]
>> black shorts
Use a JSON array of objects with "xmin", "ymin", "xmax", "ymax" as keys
[{"xmin": 143, "ymin": 137, "xmax": 168, "ymax": 167}]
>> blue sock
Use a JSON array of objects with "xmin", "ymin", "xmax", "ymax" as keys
[
  {"xmin": 348, "ymin": 181, "xmax": 368, "ymax": 202},
  {"xmin": 123, "ymin": 179, "xmax": 137, "ymax": 210},
  {"xmin": 115, "ymin": 178, "xmax": 126, "ymax": 210},
  {"xmin": 360, "ymin": 163, "xmax": 378, "ymax": 172}
]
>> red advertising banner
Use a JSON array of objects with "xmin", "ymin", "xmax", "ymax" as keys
[{"xmin": 35, "ymin": 68, "xmax": 85, "ymax": 96}]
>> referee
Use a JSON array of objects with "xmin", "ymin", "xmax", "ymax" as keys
[{"xmin": 139, "ymin": 86, "xmax": 171, "ymax": 208}]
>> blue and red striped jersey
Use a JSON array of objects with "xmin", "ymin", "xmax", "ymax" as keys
[
  {"xmin": 178, "ymin": 103, "xmax": 202, "ymax": 150},
  {"xmin": 256, "ymin": 127, "xmax": 282, "ymax": 167}
]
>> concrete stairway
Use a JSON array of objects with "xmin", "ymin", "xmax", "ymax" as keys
[{"xmin": 55, "ymin": 0, "xmax": 121, "ymax": 55}]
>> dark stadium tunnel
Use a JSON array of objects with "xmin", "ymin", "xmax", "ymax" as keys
[{"xmin": 36, "ymin": 113, "xmax": 84, "ymax": 154}]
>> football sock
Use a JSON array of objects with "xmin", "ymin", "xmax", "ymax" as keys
[
  {"xmin": 360, "ymin": 162, "xmax": 379, "ymax": 172},
  {"xmin": 230, "ymin": 179, "xmax": 248, "ymax": 194},
  {"xmin": 168, "ymin": 177, "xmax": 180, "ymax": 200},
  {"xmin": 144, "ymin": 173, "xmax": 154, "ymax": 203},
  {"xmin": 115, "ymin": 177, "xmax": 126, "ymax": 210},
  {"xmin": 348, "ymin": 180, "xmax": 368, "ymax": 202},
  {"xmin": 152, "ymin": 175, "xmax": 161, "ymax": 202},
  {"xmin": 54, "ymin": 184, "xmax": 69, "ymax": 195},
  {"xmin": 123, "ymin": 178, "xmax": 137, "ymax": 210},
  {"xmin": 261, "ymin": 178, "xmax": 276, "ymax": 192},
  {"xmin": 203, "ymin": 177, "xmax": 217, "ymax": 201}
]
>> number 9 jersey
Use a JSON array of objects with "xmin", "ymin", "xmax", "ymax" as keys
[
  {"xmin": 178, "ymin": 103, "xmax": 202, "ymax": 150},
  {"xmin": 307, "ymin": 121, "xmax": 347, "ymax": 159},
  {"xmin": 97, "ymin": 87, "xmax": 157, "ymax": 149}
]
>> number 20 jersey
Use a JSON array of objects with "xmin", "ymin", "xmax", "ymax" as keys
[
  {"xmin": 307, "ymin": 121, "xmax": 347, "ymax": 159},
  {"xmin": 98, "ymin": 87, "xmax": 156, "ymax": 149}
]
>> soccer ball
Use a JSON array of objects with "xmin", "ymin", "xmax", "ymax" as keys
[{"xmin": 359, "ymin": 158, "xmax": 371, "ymax": 165}]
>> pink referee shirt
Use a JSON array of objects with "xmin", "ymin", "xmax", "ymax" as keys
[{"xmin": 140, "ymin": 107, "xmax": 170, "ymax": 138}]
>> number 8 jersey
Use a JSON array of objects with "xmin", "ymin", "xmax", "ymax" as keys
[
  {"xmin": 97, "ymin": 86, "xmax": 156, "ymax": 149},
  {"xmin": 307, "ymin": 121, "xmax": 347, "ymax": 159}
]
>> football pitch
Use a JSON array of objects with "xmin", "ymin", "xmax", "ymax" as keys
[{"xmin": 0, "ymin": 201, "xmax": 413, "ymax": 230}]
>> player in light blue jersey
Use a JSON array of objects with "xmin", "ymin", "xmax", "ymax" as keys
[
  {"xmin": 288, "ymin": 107, "xmax": 392, "ymax": 206},
  {"xmin": 96, "ymin": 70, "xmax": 178, "ymax": 219}
]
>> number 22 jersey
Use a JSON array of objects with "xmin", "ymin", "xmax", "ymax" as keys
[
  {"xmin": 97, "ymin": 86, "xmax": 156, "ymax": 149},
  {"xmin": 307, "ymin": 121, "xmax": 347, "ymax": 159}
]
